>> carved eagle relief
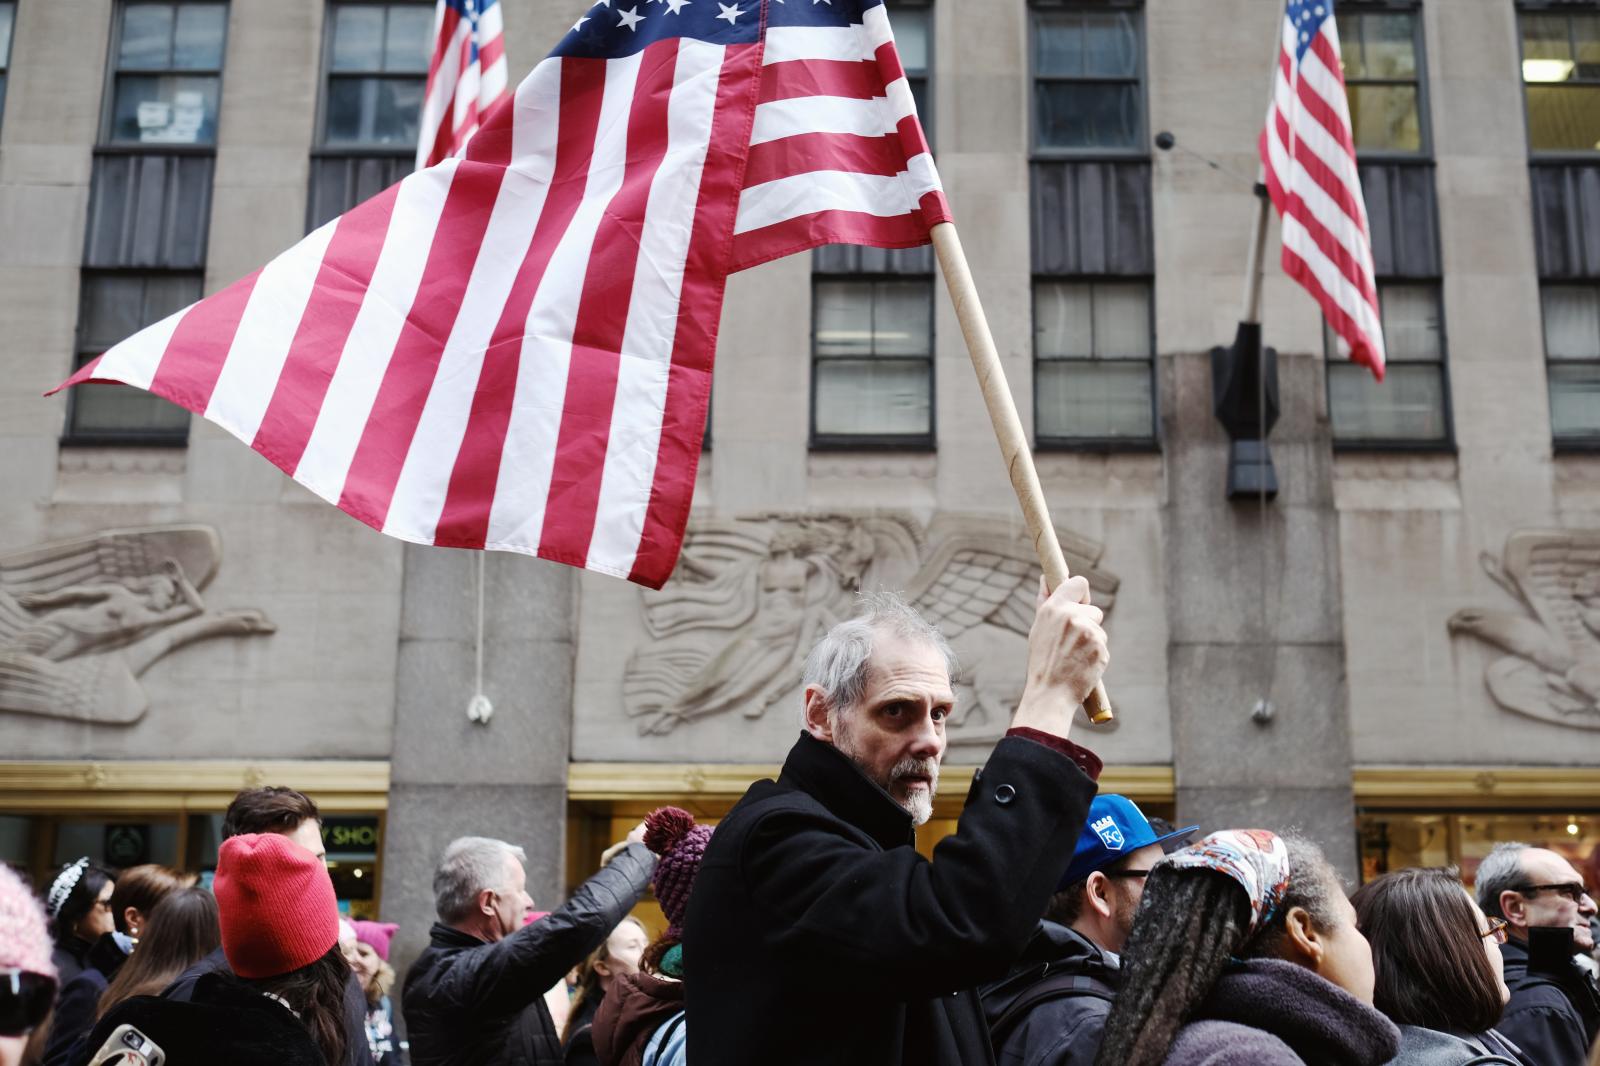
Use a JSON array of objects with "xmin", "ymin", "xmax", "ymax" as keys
[
  {"xmin": 0, "ymin": 526, "xmax": 275, "ymax": 725},
  {"xmin": 1448, "ymin": 530, "xmax": 1600, "ymax": 731},
  {"xmin": 623, "ymin": 514, "xmax": 1118, "ymax": 738}
]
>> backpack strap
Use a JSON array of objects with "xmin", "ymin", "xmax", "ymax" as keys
[
  {"xmin": 988, "ymin": 971, "xmax": 1116, "ymax": 1049},
  {"xmin": 648, "ymin": 1011, "xmax": 687, "ymax": 1066}
]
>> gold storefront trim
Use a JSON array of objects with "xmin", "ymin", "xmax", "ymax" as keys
[
  {"xmin": 0, "ymin": 760, "xmax": 390, "ymax": 813},
  {"xmin": 1353, "ymin": 766, "xmax": 1600, "ymax": 808},
  {"xmin": 568, "ymin": 762, "xmax": 1179, "ymax": 817}
]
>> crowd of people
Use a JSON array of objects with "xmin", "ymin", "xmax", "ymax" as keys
[{"xmin": 1, "ymin": 584, "xmax": 1597, "ymax": 1066}]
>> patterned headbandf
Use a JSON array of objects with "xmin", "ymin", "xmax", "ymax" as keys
[
  {"xmin": 1166, "ymin": 829, "xmax": 1292, "ymax": 936},
  {"xmin": 46, "ymin": 857, "xmax": 91, "ymax": 920}
]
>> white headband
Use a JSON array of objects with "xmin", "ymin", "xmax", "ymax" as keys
[{"xmin": 45, "ymin": 858, "xmax": 91, "ymax": 920}]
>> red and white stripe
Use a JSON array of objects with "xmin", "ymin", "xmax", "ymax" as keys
[
  {"xmin": 416, "ymin": 0, "xmax": 510, "ymax": 170},
  {"xmin": 57, "ymin": 38, "xmax": 763, "ymax": 589},
  {"xmin": 51, "ymin": 2, "xmax": 951, "ymax": 590},
  {"xmin": 729, "ymin": 2, "xmax": 950, "ymax": 270},
  {"xmin": 1259, "ymin": 7, "xmax": 1387, "ymax": 379}
]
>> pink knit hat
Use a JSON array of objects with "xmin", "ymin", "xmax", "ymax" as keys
[
  {"xmin": 352, "ymin": 920, "xmax": 398, "ymax": 962},
  {"xmin": 645, "ymin": 807, "xmax": 711, "ymax": 935},
  {"xmin": 0, "ymin": 864, "xmax": 55, "ymax": 978},
  {"xmin": 214, "ymin": 834, "xmax": 339, "ymax": 979}
]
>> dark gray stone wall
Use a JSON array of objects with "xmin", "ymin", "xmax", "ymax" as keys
[
  {"xmin": 380, "ymin": 545, "xmax": 575, "ymax": 984},
  {"xmin": 1160, "ymin": 348, "xmax": 1358, "ymax": 878}
]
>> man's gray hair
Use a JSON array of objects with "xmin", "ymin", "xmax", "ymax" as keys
[
  {"xmin": 433, "ymin": 836, "xmax": 527, "ymax": 923},
  {"xmin": 1475, "ymin": 842, "xmax": 1528, "ymax": 920},
  {"xmin": 801, "ymin": 590, "xmax": 957, "ymax": 717}
]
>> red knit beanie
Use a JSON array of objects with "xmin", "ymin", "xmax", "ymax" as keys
[{"xmin": 214, "ymin": 833, "xmax": 339, "ymax": 979}]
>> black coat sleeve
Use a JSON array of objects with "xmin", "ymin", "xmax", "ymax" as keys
[
  {"xmin": 442, "ymin": 844, "xmax": 656, "ymax": 1020},
  {"xmin": 1495, "ymin": 998, "xmax": 1589, "ymax": 1066},
  {"xmin": 739, "ymin": 737, "xmax": 1096, "ymax": 997}
]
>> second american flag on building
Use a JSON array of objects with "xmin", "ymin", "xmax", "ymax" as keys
[{"xmin": 51, "ymin": 0, "xmax": 951, "ymax": 590}]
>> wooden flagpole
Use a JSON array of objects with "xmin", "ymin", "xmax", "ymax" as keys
[{"xmin": 929, "ymin": 221, "xmax": 1114, "ymax": 725}]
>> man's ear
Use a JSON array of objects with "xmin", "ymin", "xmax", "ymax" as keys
[
  {"xmin": 477, "ymin": 888, "xmax": 498, "ymax": 919},
  {"xmin": 1281, "ymin": 906, "xmax": 1324, "ymax": 968},
  {"xmin": 1499, "ymin": 890, "xmax": 1527, "ymax": 928},
  {"xmin": 1084, "ymin": 872, "xmax": 1115, "ymax": 920},
  {"xmin": 803, "ymin": 685, "xmax": 833, "ymax": 742}
]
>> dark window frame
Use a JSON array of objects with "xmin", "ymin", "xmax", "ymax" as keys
[
  {"xmin": 97, "ymin": 0, "xmax": 230, "ymax": 149},
  {"xmin": 1515, "ymin": 1, "xmax": 1600, "ymax": 161},
  {"xmin": 1028, "ymin": 0, "xmax": 1149, "ymax": 162},
  {"xmin": 62, "ymin": 267, "xmax": 202, "ymax": 447},
  {"xmin": 1325, "ymin": 278, "xmax": 1457, "ymax": 453},
  {"xmin": 307, "ymin": 0, "xmax": 431, "ymax": 230},
  {"xmin": 0, "ymin": 0, "xmax": 15, "ymax": 135},
  {"xmin": 313, "ymin": 0, "xmax": 432, "ymax": 154},
  {"xmin": 809, "ymin": 273, "xmax": 938, "ymax": 452},
  {"xmin": 1031, "ymin": 274, "xmax": 1160, "ymax": 451},
  {"xmin": 1542, "ymin": 280, "xmax": 1600, "ymax": 451},
  {"xmin": 1335, "ymin": 0, "xmax": 1433, "ymax": 160}
]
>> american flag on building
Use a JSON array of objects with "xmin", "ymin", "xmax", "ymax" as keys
[
  {"xmin": 416, "ymin": 0, "xmax": 510, "ymax": 170},
  {"xmin": 1260, "ymin": 0, "xmax": 1387, "ymax": 379},
  {"xmin": 50, "ymin": 0, "xmax": 950, "ymax": 590}
]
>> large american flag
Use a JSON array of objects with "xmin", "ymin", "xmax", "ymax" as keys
[
  {"xmin": 1259, "ymin": 0, "xmax": 1386, "ymax": 379},
  {"xmin": 51, "ymin": 0, "xmax": 949, "ymax": 590},
  {"xmin": 417, "ymin": 0, "xmax": 510, "ymax": 170}
]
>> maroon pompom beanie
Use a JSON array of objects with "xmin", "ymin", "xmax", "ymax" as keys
[
  {"xmin": 214, "ymin": 833, "xmax": 339, "ymax": 979},
  {"xmin": 645, "ymin": 806, "xmax": 711, "ymax": 935}
]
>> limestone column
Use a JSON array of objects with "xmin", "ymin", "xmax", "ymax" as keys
[
  {"xmin": 1160, "ymin": 349, "xmax": 1359, "ymax": 878},
  {"xmin": 381, "ymin": 546, "xmax": 576, "ymax": 979}
]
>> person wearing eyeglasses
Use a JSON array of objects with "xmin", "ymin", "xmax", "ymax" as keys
[
  {"xmin": 1476, "ymin": 843, "xmax": 1600, "ymax": 1066},
  {"xmin": 0, "ymin": 864, "xmax": 58, "ymax": 1066},
  {"xmin": 980, "ymin": 795, "xmax": 1199, "ymax": 1066},
  {"xmin": 1351, "ymin": 867, "xmax": 1528, "ymax": 1065}
]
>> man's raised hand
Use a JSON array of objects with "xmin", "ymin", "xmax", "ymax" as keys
[{"xmin": 1010, "ymin": 575, "xmax": 1108, "ymax": 740}]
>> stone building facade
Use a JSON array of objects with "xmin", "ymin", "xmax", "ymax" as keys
[{"xmin": 1, "ymin": 0, "xmax": 1597, "ymax": 976}]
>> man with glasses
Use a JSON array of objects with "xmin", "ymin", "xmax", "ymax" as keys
[
  {"xmin": 980, "ymin": 795, "xmax": 1197, "ymax": 1066},
  {"xmin": 1476, "ymin": 842, "xmax": 1600, "ymax": 1065}
]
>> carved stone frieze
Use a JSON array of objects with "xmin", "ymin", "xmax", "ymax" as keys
[
  {"xmin": 0, "ymin": 526, "xmax": 275, "ymax": 725},
  {"xmin": 623, "ymin": 513, "xmax": 1118, "ymax": 743},
  {"xmin": 1448, "ymin": 530, "xmax": 1600, "ymax": 731}
]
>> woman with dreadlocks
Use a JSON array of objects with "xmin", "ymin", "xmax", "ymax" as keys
[{"xmin": 1094, "ymin": 830, "xmax": 1400, "ymax": 1066}]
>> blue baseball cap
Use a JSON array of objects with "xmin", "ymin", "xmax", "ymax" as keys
[{"xmin": 1058, "ymin": 795, "xmax": 1199, "ymax": 889}]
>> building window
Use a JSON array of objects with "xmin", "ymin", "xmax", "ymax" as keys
[
  {"xmin": 1519, "ymin": 8, "xmax": 1600, "ymax": 154},
  {"xmin": 105, "ymin": 2, "xmax": 227, "ymax": 146},
  {"xmin": 1544, "ymin": 284, "xmax": 1600, "ymax": 443},
  {"xmin": 0, "ymin": 2, "xmax": 15, "ymax": 132},
  {"xmin": 1326, "ymin": 283, "xmax": 1449, "ymax": 445},
  {"xmin": 307, "ymin": 1, "xmax": 431, "ymax": 229},
  {"xmin": 890, "ymin": 1, "xmax": 931, "ymax": 142},
  {"xmin": 66, "ymin": 272, "xmax": 201, "ymax": 442},
  {"xmin": 321, "ymin": 2, "xmax": 431, "ymax": 148},
  {"xmin": 811, "ymin": 278, "xmax": 934, "ymax": 448},
  {"xmin": 1034, "ymin": 279, "xmax": 1154, "ymax": 442},
  {"xmin": 1030, "ymin": 6, "xmax": 1144, "ymax": 154},
  {"xmin": 1336, "ymin": 7, "xmax": 1426, "ymax": 154}
]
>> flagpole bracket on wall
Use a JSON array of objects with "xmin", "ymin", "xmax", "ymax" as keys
[{"xmin": 1211, "ymin": 321, "xmax": 1280, "ymax": 501}]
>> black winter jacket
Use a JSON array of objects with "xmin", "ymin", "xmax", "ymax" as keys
[
  {"xmin": 1496, "ymin": 938, "xmax": 1600, "ymax": 1066},
  {"xmin": 402, "ymin": 844, "xmax": 656, "ymax": 1066},
  {"xmin": 164, "ymin": 946, "xmax": 375, "ymax": 1066},
  {"xmin": 683, "ymin": 730, "xmax": 1100, "ymax": 1066},
  {"xmin": 87, "ymin": 972, "xmax": 326, "ymax": 1066},
  {"xmin": 979, "ymin": 922, "xmax": 1119, "ymax": 1066}
]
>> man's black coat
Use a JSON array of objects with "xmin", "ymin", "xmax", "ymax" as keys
[
  {"xmin": 402, "ymin": 843, "xmax": 655, "ymax": 1066},
  {"xmin": 1496, "ymin": 937, "xmax": 1600, "ymax": 1066},
  {"xmin": 979, "ymin": 921, "xmax": 1120, "ymax": 1066},
  {"xmin": 683, "ymin": 730, "xmax": 1099, "ymax": 1066}
]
